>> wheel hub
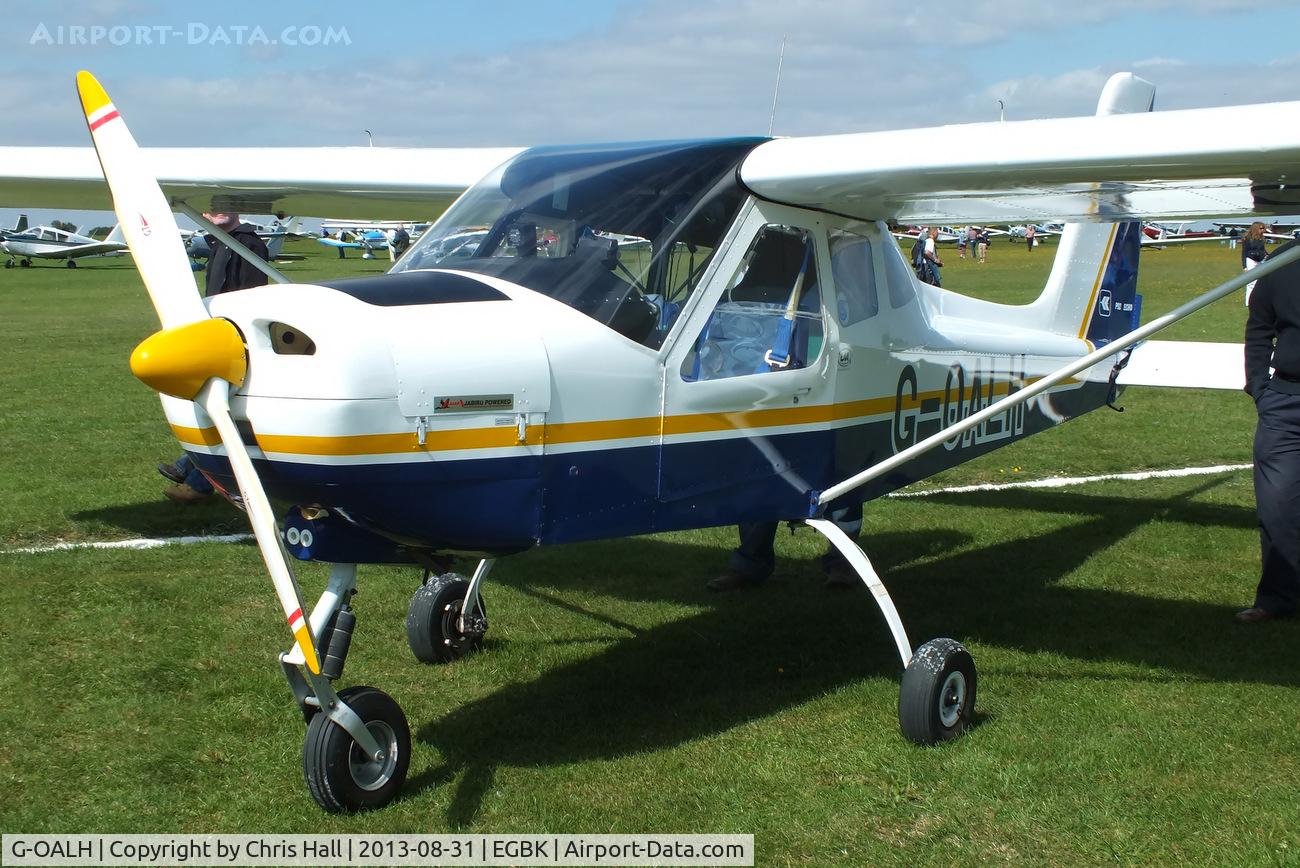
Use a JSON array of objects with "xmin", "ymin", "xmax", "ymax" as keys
[
  {"xmin": 348, "ymin": 720, "xmax": 399, "ymax": 791},
  {"xmin": 938, "ymin": 671, "xmax": 966, "ymax": 728}
]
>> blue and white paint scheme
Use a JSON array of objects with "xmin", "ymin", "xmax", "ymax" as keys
[{"xmin": 9, "ymin": 69, "xmax": 1300, "ymax": 813}]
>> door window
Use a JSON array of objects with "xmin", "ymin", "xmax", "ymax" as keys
[{"xmin": 681, "ymin": 224, "xmax": 825, "ymax": 381}]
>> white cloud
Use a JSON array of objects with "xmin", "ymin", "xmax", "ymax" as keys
[{"xmin": 0, "ymin": 0, "xmax": 1290, "ymax": 148}]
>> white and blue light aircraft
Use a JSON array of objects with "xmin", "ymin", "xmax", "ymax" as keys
[
  {"xmin": 1, "ymin": 221, "xmax": 126, "ymax": 267},
  {"xmin": 3, "ymin": 70, "xmax": 1299, "ymax": 812}
]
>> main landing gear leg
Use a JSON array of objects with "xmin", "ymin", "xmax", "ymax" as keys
[
  {"xmin": 281, "ymin": 562, "xmax": 411, "ymax": 813},
  {"xmin": 804, "ymin": 519, "xmax": 977, "ymax": 745}
]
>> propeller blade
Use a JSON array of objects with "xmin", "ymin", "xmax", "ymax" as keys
[
  {"xmin": 197, "ymin": 379, "xmax": 322, "ymax": 675},
  {"xmin": 78, "ymin": 71, "xmax": 321, "ymax": 675},
  {"xmin": 75, "ymin": 70, "xmax": 206, "ymax": 329}
]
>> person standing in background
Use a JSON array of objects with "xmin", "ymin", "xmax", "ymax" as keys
[{"xmin": 1242, "ymin": 221, "xmax": 1269, "ymax": 304}]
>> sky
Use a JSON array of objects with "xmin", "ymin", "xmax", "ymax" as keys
[{"xmin": 2, "ymin": 0, "xmax": 1297, "ymax": 228}]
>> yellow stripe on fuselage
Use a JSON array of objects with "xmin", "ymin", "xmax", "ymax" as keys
[
  {"xmin": 169, "ymin": 378, "xmax": 1078, "ymax": 459},
  {"xmin": 171, "ymin": 423, "xmax": 223, "ymax": 447}
]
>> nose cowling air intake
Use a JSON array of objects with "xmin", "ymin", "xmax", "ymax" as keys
[{"xmin": 129, "ymin": 317, "xmax": 247, "ymax": 400}]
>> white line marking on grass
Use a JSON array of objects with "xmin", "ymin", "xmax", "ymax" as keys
[
  {"xmin": 2, "ymin": 465, "xmax": 1254, "ymax": 554},
  {"xmin": 7, "ymin": 533, "xmax": 252, "ymax": 555},
  {"xmin": 889, "ymin": 463, "xmax": 1251, "ymax": 498}
]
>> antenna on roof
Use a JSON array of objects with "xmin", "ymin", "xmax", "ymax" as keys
[
  {"xmin": 767, "ymin": 36, "xmax": 787, "ymax": 137},
  {"xmin": 997, "ymin": 100, "xmax": 1005, "ymax": 122}
]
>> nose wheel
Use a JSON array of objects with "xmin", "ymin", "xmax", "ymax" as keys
[{"xmin": 303, "ymin": 685, "xmax": 410, "ymax": 813}]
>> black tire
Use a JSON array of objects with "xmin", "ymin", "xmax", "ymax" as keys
[
  {"xmin": 899, "ymin": 638, "xmax": 976, "ymax": 745},
  {"xmin": 406, "ymin": 572, "xmax": 486, "ymax": 663},
  {"xmin": 3, "ymin": 260, "xmax": 13, "ymax": 269},
  {"xmin": 303, "ymin": 686, "xmax": 409, "ymax": 813},
  {"xmin": 65, "ymin": 259, "xmax": 77, "ymax": 268},
  {"xmin": 19, "ymin": 259, "xmax": 31, "ymax": 267}
]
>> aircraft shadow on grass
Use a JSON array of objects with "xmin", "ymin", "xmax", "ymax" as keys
[
  {"xmin": 71, "ymin": 500, "xmax": 249, "ymax": 539},
  {"xmin": 408, "ymin": 475, "xmax": 1286, "ymax": 824}
]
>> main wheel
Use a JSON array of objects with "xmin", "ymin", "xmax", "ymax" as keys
[
  {"xmin": 19, "ymin": 259, "xmax": 31, "ymax": 267},
  {"xmin": 407, "ymin": 572, "xmax": 487, "ymax": 663},
  {"xmin": 65, "ymin": 259, "xmax": 77, "ymax": 268},
  {"xmin": 899, "ymin": 638, "xmax": 976, "ymax": 745},
  {"xmin": 303, "ymin": 686, "xmax": 409, "ymax": 813},
  {"xmin": 3, "ymin": 260, "xmax": 13, "ymax": 269}
]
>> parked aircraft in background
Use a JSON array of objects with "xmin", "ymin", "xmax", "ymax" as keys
[
  {"xmin": 320, "ymin": 219, "xmax": 430, "ymax": 239},
  {"xmin": 1138, "ymin": 221, "xmax": 1224, "ymax": 247},
  {"xmin": 1005, "ymin": 223, "xmax": 1064, "ymax": 243},
  {"xmin": 317, "ymin": 227, "xmax": 393, "ymax": 258},
  {"xmin": 1, "ymin": 222, "xmax": 126, "ymax": 267},
  {"xmin": 0, "ymin": 213, "xmax": 29, "ymax": 239},
  {"xmin": 1212, "ymin": 219, "xmax": 1300, "ymax": 240},
  {"xmin": 185, "ymin": 216, "xmax": 307, "ymax": 262}
]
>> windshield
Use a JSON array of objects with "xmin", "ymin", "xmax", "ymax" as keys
[{"xmin": 394, "ymin": 138, "xmax": 762, "ymax": 347}]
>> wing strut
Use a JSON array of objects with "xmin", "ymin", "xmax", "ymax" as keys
[
  {"xmin": 815, "ymin": 241, "xmax": 1300, "ymax": 507},
  {"xmin": 173, "ymin": 201, "xmax": 289, "ymax": 285}
]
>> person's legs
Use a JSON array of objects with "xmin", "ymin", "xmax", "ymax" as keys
[
  {"xmin": 709, "ymin": 521, "xmax": 779, "ymax": 590},
  {"xmin": 729, "ymin": 521, "xmax": 778, "ymax": 580},
  {"xmin": 158, "ymin": 454, "xmax": 188, "ymax": 483},
  {"xmin": 1251, "ymin": 390, "xmax": 1300, "ymax": 616},
  {"xmin": 821, "ymin": 502, "xmax": 864, "ymax": 587},
  {"xmin": 183, "ymin": 460, "xmax": 214, "ymax": 495},
  {"xmin": 164, "ymin": 453, "xmax": 215, "ymax": 503}
]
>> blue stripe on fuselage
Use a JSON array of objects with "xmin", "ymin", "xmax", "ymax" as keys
[{"xmin": 190, "ymin": 380, "xmax": 1111, "ymax": 561}]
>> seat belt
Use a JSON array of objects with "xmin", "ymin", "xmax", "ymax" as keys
[{"xmin": 764, "ymin": 241, "xmax": 812, "ymax": 370}]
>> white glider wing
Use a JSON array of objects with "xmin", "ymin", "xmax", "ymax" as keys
[
  {"xmin": 740, "ymin": 101, "xmax": 1300, "ymax": 225},
  {"xmin": 0, "ymin": 146, "xmax": 523, "ymax": 220}
]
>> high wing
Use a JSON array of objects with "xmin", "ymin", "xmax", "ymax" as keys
[
  {"xmin": 0, "ymin": 146, "xmax": 523, "ymax": 220},
  {"xmin": 4, "ymin": 73, "xmax": 1298, "ymax": 231},
  {"xmin": 741, "ymin": 90, "xmax": 1300, "ymax": 224}
]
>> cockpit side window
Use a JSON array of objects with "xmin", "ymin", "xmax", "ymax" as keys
[
  {"xmin": 681, "ymin": 224, "xmax": 825, "ymax": 381},
  {"xmin": 828, "ymin": 229, "xmax": 878, "ymax": 325}
]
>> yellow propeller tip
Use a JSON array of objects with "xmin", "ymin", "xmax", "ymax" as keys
[{"xmin": 76, "ymin": 71, "xmax": 112, "ymax": 119}]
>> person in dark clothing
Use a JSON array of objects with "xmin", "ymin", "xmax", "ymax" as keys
[
  {"xmin": 707, "ymin": 502, "xmax": 865, "ymax": 591},
  {"xmin": 202, "ymin": 212, "xmax": 270, "ymax": 296},
  {"xmin": 159, "ymin": 212, "xmax": 269, "ymax": 504},
  {"xmin": 1241, "ymin": 237, "xmax": 1300, "ymax": 622}
]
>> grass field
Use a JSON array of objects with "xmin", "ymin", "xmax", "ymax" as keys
[{"xmin": 2, "ymin": 236, "xmax": 1298, "ymax": 866}]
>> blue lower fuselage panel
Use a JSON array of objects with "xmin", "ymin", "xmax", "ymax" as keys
[{"xmin": 191, "ymin": 381, "xmax": 1109, "ymax": 562}]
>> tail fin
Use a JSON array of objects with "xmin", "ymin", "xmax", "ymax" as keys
[
  {"xmin": 13, "ymin": 214, "xmax": 27, "ymax": 232},
  {"xmin": 264, "ymin": 232, "xmax": 285, "ymax": 259},
  {"xmin": 104, "ymin": 223, "xmax": 124, "ymax": 244},
  {"xmin": 1031, "ymin": 73, "xmax": 1153, "ymax": 348},
  {"xmin": 283, "ymin": 216, "xmax": 302, "ymax": 236}
]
